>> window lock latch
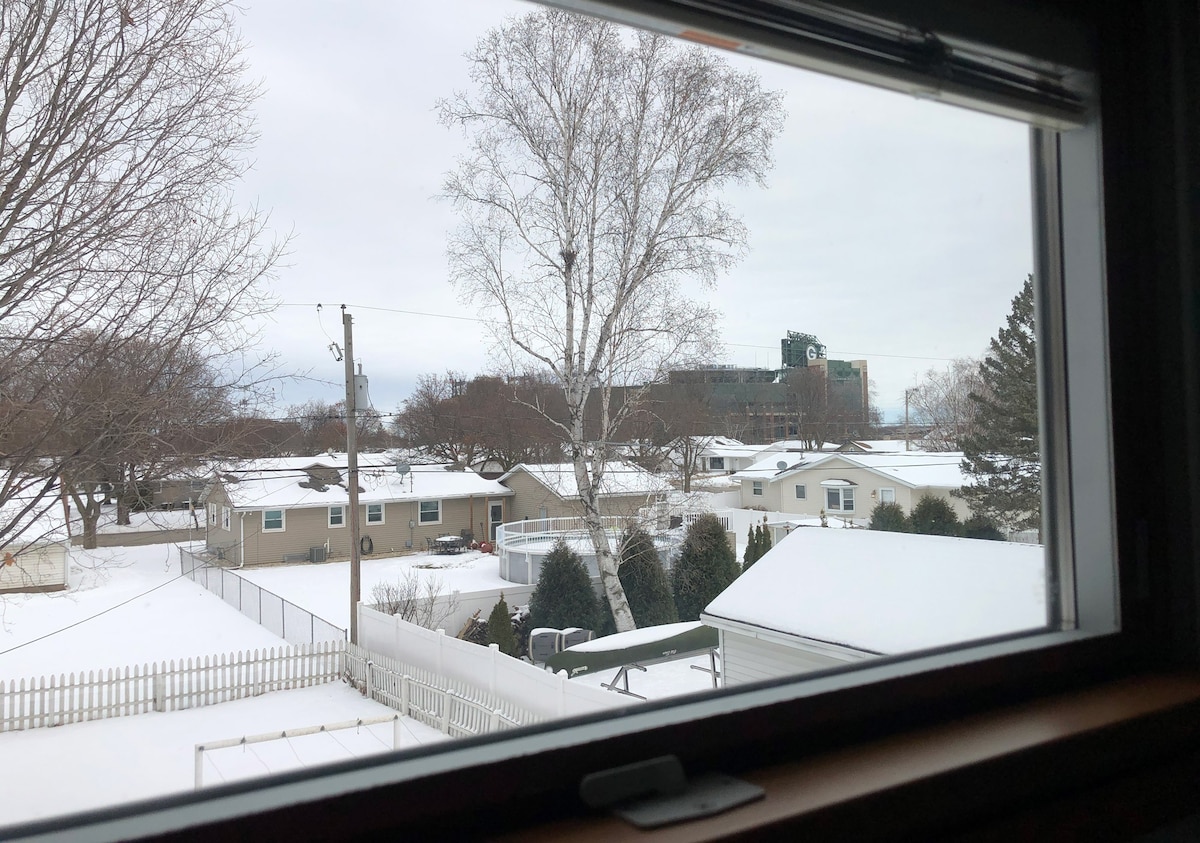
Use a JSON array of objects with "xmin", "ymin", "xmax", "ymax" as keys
[{"xmin": 579, "ymin": 754, "xmax": 764, "ymax": 829}]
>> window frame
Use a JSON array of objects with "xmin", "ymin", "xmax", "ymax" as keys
[
  {"xmin": 328, "ymin": 506, "xmax": 345, "ymax": 528},
  {"xmin": 417, "ymin": 500, "xmax": 441, "ymax": 525},
  {"xmin": 262, "ymin": 509, "xmax": 285, "ymax": 533},
  {"xmin": 366, "ymin": 502, "xmax": 384, "ymax": 525},
  {"xmin": 795, "ymin": 483, "xmax": 806, "ymax": 500},
  {"xmin": 16, "ymin": 0, "xmax": 1194, "ymax": 839},
  {"xmin": 752, "ymin": 480, "xmax": 763, "ymax": 496},
  {"xmin": 709, "ymin": 455, "xmax": 725, "ymax": 470},
  {"xmin": 221, "ymin": 506, "xmax": 230, "ymax": 531},
  {"xmin": 879, "ymin": 487, "xmax": 895, "ymax": 504}
]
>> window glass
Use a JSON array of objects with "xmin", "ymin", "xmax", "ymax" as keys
[{"xmin": 0, "ymin": 0, "xmax": 1096, "ymax": 832}]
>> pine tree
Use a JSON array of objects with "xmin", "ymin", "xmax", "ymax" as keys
[
  {"xmin": 672, "ymin": 513, "xmax": 740, "ymax": 621},
  {"xmin": 485, "ymin": 593, "xmax": 518, "ymax": 656},
  {"xmin": 869, "ymin": 501, "xmax": 909, "ymax": 532},
  {"xmin": 909, "ymin": 495, "xmax": 962, "ymax": 536},
  {"xmin": 956, "ymin": 275, "xmax": 1041, "ymax": 533},
  {"xmin": 743, "ymin": 525, "xmax": 759, "ymax": 568},
  {"xmin": 756, "ymin": 521, "xmax": 773, "ymax": 558},
  {"xmin": 618, "ymin": 528, "xmax": 678, "ymax": 627},
  {"xmin": 528, "ymin": 540, "xmax": 599, "ymax": 631},
  {"xmin": 963, "ymin": 513, "xmax": 1006, "ymax": 541}
]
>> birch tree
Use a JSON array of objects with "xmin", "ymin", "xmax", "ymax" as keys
[
  {"xmin": 0, "ymin": 0, "xmax": 281, "ymax": 551},
  {"xmin": 908, "ymin": 357, "xmax": 987, "ymax": 451},
  {"xmin": 440, "ymin": 9, "xmax": 783, "ymax": 630}
]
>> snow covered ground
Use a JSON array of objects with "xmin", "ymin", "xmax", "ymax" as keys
[
  {"xmin": 237, "ymin": 549, "xmax": 513, "ymax": 630},
  {"xmin": 0, "ymin": 544, "xmax": 289, "ymax": 680},
  {"xmin": 0, "ymin": 682, "xmax": 446, "ymax": 829}
]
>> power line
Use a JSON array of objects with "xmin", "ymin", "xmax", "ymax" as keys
[{"xmin": 279, "ymin": 302, "xmax": 962, "ymax": 363}]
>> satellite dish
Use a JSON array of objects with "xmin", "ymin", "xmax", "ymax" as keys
[
  {"xmin": 396, "ymin": 462, "xmax": 410, "ymax": 476},
  {"xmin": 776, "ymin": 460, "xmax": 788, "ymax": 470}
]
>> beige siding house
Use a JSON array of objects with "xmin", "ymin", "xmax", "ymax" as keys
[
  {"xmin": 702, "ymin": 528, "xmax": 1046, "ymax": 688},
  {"xmin": 498, "ymin": 461, "xmax": 673, "ymax": 522},
  {"xmin": 732, "ymin": 449, "xmax": 970, "ymax": 523},
  {"xmin": 203, "ymin": 455, "xmax": 513, "ymax": 567}
]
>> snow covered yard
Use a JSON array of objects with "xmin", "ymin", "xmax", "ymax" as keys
[
  {"xmin": 237, "ymin": 549, "xmax": 513, "ymax": 630},
  {"xmin": 0, "ymin": 682, "xmax": 446, "ymax": 829},
  {"xmin": 0, "ymin": 544, "xmax": 290, "ymax": 680}
]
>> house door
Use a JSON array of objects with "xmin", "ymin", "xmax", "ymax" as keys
[{"xmin": 489, "ymin": 501, "xmax": 504, "ymax": 541}]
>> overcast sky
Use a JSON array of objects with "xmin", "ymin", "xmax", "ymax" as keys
[{"xmin": 232, "ymin": 0, "xmax": 1033, "ymax": 423}]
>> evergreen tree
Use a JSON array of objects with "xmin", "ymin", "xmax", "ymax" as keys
[
  {"xmin": 672, "ymin": 513, "xmax": 740, "ymax": 621},
  {"xmin": 528, "ymin": 540, "xmax": 599, "ymax": 631},
  {"xmin": 909, "ymin": 495, "xmax": 962, "ymax": 536},
  {"xmin": 618, "ymin": 528, "xmax": 678, "ymax": 627},
  {"xmin": 956, "ymin": 275, "xmax": 1041, "ymax": 533},
  {"xmin": 869, "ymin": 501, "xmax": 909, "ymax": 532},
  {"xmin": 756, "ymin": 521, "xmax": 773, "ymax": 558},
  {"xmin": 485, "ymin": 593, "xmax": 518, "ymax": 656},
  {"xmin": 963, "ymin": 513, "xmax": 1006, "ymax": 541},
  {"xmin": 743, "ymin": 525, "xmax": 759, "ymax": 568}
]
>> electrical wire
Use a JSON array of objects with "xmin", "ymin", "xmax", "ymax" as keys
[{"xmin": 278, "ymin": 302, "xmax": 962, "ymax": 362}]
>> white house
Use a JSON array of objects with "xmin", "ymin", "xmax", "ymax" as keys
[
  {"xmin": 701, "ymin": 528, "xmax": 1046, "ymax": 687},
  {"xmin": 695, "ymin": 437, "xmax": 770, "ymax": 474},
  {"xmin": 731, "ymin": 450, "xmax": 970, "ymax": 523}
]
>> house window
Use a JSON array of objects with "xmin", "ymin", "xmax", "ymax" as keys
[
  {"xmin": 879, "ymin": 488, "xmax": 896, "ymax": 504},
  {"xmin": 262, "ymin": 510, "xmax": 284, "ymax": 532},
  {"xmin": 367, "ymin": 503, "xmax": 384, "ymax": 524},
  {"xmin": 221, "ymin": 506, "xmax": 230, "ymax": 531},
  {"xmin": 709, "ymin": 456, "xmax": 725, "ymax": 470},
  {"xmin": 826, "ymin": 487, "xmax": 855, "ymax": 512},
  {"xmin": 329, "ymin": 506, "xmax": 344, "ymax": 528},
  {"xmin": 208, "ymin": 503, "xmax": 218, "ymax": 526},
  {"xmin": 795, "ymin": 484, "xmax": 806, "ymax": 500},
  {"xmin": 418, "ymin": 500, "xmax": 440, "ymax": 525},
  {"xmin": 32, "ymin": 2, "xmax": 1144, "ymax": 838},
  {"xmin": 752, "ymin": 481, "xmax": 763, "ymax": 496}
]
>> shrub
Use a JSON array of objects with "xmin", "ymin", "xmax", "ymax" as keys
[
  {"xmin": 370, "ymin": 571, "xmax": 460, "ymax": 630},
  {"xmin": 869, "ymin": 501, "xmax": 909, "ymax": 532},
  {"xmin": 756, "ymin": 521, "xmax": 773, "ymax": 557},
  {"xmin": 743, "ymin": 524, "xmax": 760, "ymax": 568},
  {"xmin": 672, "ymin": 513, "xmax": 740, "ymax": 621},
  {"xmin": 909, "ymin": 495, "xmax": 962, "ymax": 536},
  {"xmin": 963, "ymin": 513, "xmax": 1006, "ymax": 541},
  {"xmin": 528, "ymin": 539, "xmax": 599, "ymax": 631},
  {"xmin": 618, "ymin": 528, "xmax": 678, "ymax": 627},
  {"xmin": 485, "ymin": 593, "xmax": 518, "ymax": 655}
]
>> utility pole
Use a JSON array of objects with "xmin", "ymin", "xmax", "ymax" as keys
[
  {"xmin": 343, "ymin": 307, "xmax": 361, "ymax": 645},
  {"xmin": 904, "ymin": 388, "xmax": 912, "ymax": 452}
]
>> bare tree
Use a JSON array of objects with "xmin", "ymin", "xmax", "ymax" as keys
[
  {"xmin": 908, "ymin": 358, "xmax": 987, "ymax": 451},
  {"xmin": 439, "ymin": 9, "xmax": 783, "ymax": 631},
  {"xmin": 0, "ymin": 0, "xmax": 282, "ymax": 551},
  {"xmin": 370, "ymin": 571, "xmax": 461, "ymax": 631}
]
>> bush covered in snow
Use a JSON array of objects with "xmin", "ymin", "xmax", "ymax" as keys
[{"xmin": 528, "ymin": 539, "xmax": 599, "ymax": 631}]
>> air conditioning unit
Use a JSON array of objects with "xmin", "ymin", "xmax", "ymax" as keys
[{"xmin": 309, "ymin": 545, "xmax": 327, "ymax": 564}]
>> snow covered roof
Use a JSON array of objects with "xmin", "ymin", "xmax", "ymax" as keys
[
  {"xmin": 836, "ymin": 440, "xmax": 922, "ymax": 453},
  {"xmin": 732, "ymin": 451, "xmax": 967, "ymax": 490},
  {"xmin": 703, "ymin": 529, "xmax": 1045, "ymax": 654},
  {"xmin": 214, "ymin": 454, "xmax": 513, "ymax": 511},
  {"xmin": 499, "ymin": 460, "xmax": 673, "ymax": 500},
  {"xmin": 697, "ymin": 437, "xmax": 768, "ymax": 460}
]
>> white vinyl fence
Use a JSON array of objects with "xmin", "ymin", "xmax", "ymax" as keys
[
  {"xmin": 359, "ymin": 605, "xmax": 624, "ymax": 720},
  {"xmin": 344, "ymin": 642, "xmax": 536, "ymax": 737},
  {"xmin": 0, "ymin": 641, "xmax": 343, "ymax": 733},
  {"xmin": 180, "ymin": 546, "xmax": 346, "ymax": 645}
]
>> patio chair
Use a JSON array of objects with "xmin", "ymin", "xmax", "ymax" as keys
[{"xmin": 426, "ymin": 537, "xmax": 437, "ymax": 553}]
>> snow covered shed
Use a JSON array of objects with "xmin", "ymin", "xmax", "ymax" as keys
[{"xmin": 701, "ymin": 529, "xmax": 1046, "ymax": 687}]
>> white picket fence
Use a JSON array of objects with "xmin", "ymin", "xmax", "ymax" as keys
[
  {"xmin": 0, "ymin": 641, "xmax": 343, "ymax": 733},
  {"xmin": 344, "ymin": 642, "xmax": 536, "ymax": 738}
]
